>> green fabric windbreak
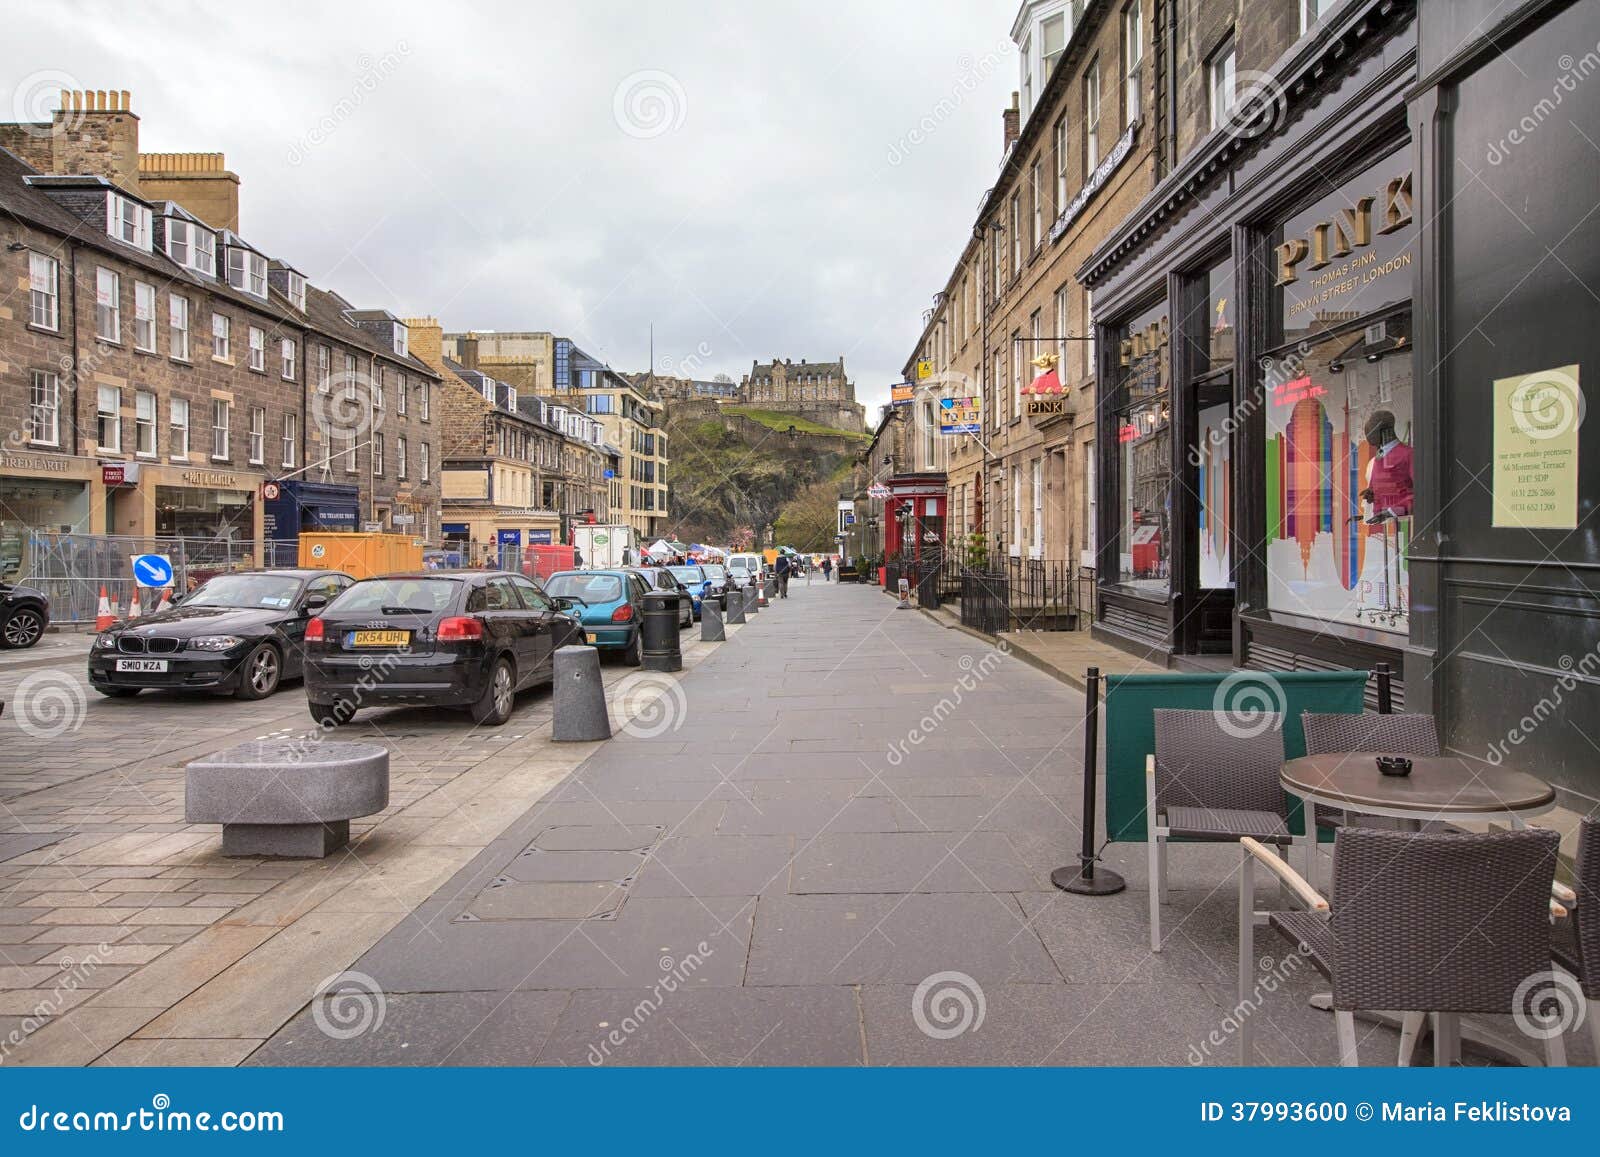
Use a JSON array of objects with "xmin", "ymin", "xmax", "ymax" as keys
[{"xmin": 1103, "ymin": 671, "xmax": 1370, "ymax": 843}]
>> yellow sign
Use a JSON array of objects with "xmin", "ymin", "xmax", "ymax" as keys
[
  {"xmin": 916, "ymin": 360, "xmax": 933, "ymax": 380},
  {"xmin": 1492, "ymin": 364, "xmax": 1582, "ymax": 529}
]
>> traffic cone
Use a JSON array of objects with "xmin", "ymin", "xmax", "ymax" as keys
[
  {"xmin": 96, "ymin": 586, "xmax": 115, "ymax": 631},
  {"xmin": 155, "ymin": 587, "xmax": 172, "ymax": 613},
  {"xmin": 128, "ymin": 587, "xmax": 142, "ymax": 619}
]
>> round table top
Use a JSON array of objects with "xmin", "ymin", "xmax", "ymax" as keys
[{"xmin": 1280, "ymin": 753, "xmax": 1555, "ymax": 818}]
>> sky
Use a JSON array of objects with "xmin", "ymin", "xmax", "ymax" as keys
[{"xmin": 5, "ymin": 0, "xmax": 1022, "ymax": 417}]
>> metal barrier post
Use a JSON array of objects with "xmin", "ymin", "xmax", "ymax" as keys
[{"xmin": 1052, "ymin": 666, "xmax": 1125, "ymax": 896}]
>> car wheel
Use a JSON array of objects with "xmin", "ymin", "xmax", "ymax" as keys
[
  {"xmin": 235, "ymin": 643, "xmax": 282, "ymax": 700},
  {"xmin": 471, "ymin": 656, "xmax": 516, "ymax": 726},
  {"xmin": 95, "ymin": 685, "xmax": 140, "ymax": 698},
  {"xmin": 622, "ymin": 628, "xmax": 643, "ymax": 666},
  {"xmin": 309, "ymin": 699, "xmax": 349, "ymax": 727},
  {"xmin": 1, "ymin": 608, "xmax": 45, "ymax": 649}
]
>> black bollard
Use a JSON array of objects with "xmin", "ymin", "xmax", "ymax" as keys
[
  {"xmin": 1051, "ymin": 667, "xmax": 1125, "ymax": 896},
  {"xmin": 1375, "ymin": 662, "xmax": 1393, "ymax": 714},
  {"xmin": 640, "ymin": 591, "xmax": 683, "ymax": 672}
]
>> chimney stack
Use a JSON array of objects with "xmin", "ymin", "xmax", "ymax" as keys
[
  {"xmin": 1002, "ymin": 92, "xmax": 1020, "ymax": 154},
  {"xmin": 137, "ymin": 151, "xmax": 240, "ymax": 232},
  {"xmin": 458, "ymin": 333, "xmax": 480, "ymax": 371}
]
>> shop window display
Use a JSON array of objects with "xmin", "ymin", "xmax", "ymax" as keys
[{"xmin": 1113, "ymin": 298, "xmax": 1171, "ymax": 593}]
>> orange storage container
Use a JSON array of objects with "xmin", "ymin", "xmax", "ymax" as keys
[{"xmin": 297, "ymin": 532, "xmax": 424, "ymax": 580}]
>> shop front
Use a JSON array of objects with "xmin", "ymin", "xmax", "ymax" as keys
[
  {"xmin": 263, "ymin": 479, "xmax": 360, "ymax": 564},
  {"xmin": 0, "ymin": 449, "xmax": 102, "ymax": 581},
  {"xmin": 438, "ymin": 507, "xmax": 561, "ymax": 566},
  {"xmin": 884, "ymin": 478, "xmax": 947, "ymax": 569},
  {"xmin": 141, "ymin": 464, "xmax": 265, "ymax": 568},
  {"xmin": 1085, "ymin": 0, "xmax": 1420, "ymax": 701}
]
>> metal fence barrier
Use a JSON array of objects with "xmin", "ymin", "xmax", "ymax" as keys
[{"xmin": 10, "ymin": 532, "xmax": 260, "ymax": 626}]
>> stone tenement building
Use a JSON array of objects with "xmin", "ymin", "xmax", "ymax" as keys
[
  {"xmin": 740, "ymin": 357, "xmax": 865, "ymax": 433},
  {"xmin": 0, "ymin": 90, "xmax": 441, "ymax": 575}
]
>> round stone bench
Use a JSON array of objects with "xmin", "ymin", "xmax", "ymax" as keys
[{"xmin": 185, "ymin": 740, "xmax": 389, "ymax": 858}]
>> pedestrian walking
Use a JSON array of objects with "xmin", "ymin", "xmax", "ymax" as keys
[
  {"xmin": 774, "ymin": 552, "xmax": 791, "ymax": 599},
  {"xmin": 821, "ymin": 557, "xmax": 832, "ymax": 582}
]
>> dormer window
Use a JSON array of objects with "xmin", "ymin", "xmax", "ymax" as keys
[
  {"xmin": 167, "ymin": 220, "xmax": 215, "ymax": 277},
  {"xmin": 226, "ymin": 248, "xmax": 268, "ymax": 297},
  {"xmin": 286, "ymin": 271, "xmax": 307, "ymax": 312},
  {"xmin": 107, "ymin": 193, "xmax": 151, "ymax": 251},
  {"xmin": 392, "ymin": 322, "xmax": 408, "ymax": 358}
]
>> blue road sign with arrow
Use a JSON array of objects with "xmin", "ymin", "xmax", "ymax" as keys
[{"xmin": 132, "ymin": 554, "xmax": 174, "ymax": 588}]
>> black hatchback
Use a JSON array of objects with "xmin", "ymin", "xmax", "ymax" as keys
[{"xmin": 302, "ymin": 570, "xmax": 582, "ymax": 727}]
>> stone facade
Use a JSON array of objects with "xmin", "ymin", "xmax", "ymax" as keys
[{"xmin": 740, "ymin": 357, "xmax": 865, "ymax": 433}]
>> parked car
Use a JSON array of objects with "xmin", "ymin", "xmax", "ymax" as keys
[
  {"xmin": 627, "ymin": 567, "xmax": 695, "ymax": 627},
  {"xmin": 544, "ymin": 569, "xmax": 648, "ymax": 665},
  {"xmin": 0, "ymin": 581, "xmax": 49, "ymax": 649},
  {"xmin": 725, "ymin": 564, "xmax": 754, "ymax": 590},
  {"xmin": 666, "ymin": 564, "xmax": 727, "ymax": 618},
  {"xmin": 88, "ymin": 569, "xmax": 353, "ymax": 699},
  {"xmin": 302, "ymin": 570, "xmax": 581, "ymax": 727},
  {"xmin": 727, "ymin": 553, "xmax": 766, "ymax": 581},
  {"xmin": 699, "ymin": 563, "xmax": 734, "ymax": 604}
]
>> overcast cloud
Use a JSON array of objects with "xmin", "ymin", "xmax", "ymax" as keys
[{"xmin": 6, "ymin": 0, "xmax": 1019, "ymax": 415}]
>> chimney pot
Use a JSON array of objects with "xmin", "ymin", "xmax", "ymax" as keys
[{"xmin": 120, "ymin": 90, "xmax": 131, "ymax": 110}]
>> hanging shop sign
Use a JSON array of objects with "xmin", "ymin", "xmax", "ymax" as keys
[
  {"xmin": 1026, "ymin": 397, "xmax": 1068, "ymax": 419},
  {"xmin": 891, "ymin": 382, "xmax": 915, "ymax": 406},
  {"xmin": 1491, "ymin": 364, "xmax": 1582, "ymax": 530},
  {"xmin": 867, "ymin": 484, "xmax": 891, "ymax": 500},
  {"xmin": 938, "ymin": 396, "xmax": 981, "ymax": 435},
  {"xmin": 915, "ymin": 360, "xmax": 933, "ymax": 381},
  {"xmin": 1050, "ymin": 124, "xmax": 1136, "ymax": 246}
]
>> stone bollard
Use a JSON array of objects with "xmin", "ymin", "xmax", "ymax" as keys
[
  {"xmin": 553, "ymin": 645, "xmax": 611, "ymax": 741},
  {"xmin": 726, "ymin": 588, "xmax": 747, "ymax": 623},
  {"xmin": 701, "ymin": 597, "xmax": 725, "ymax": 641},
  {"xmin": 745, "ymin": 584, "xmax": 760, "ymax": 615}
]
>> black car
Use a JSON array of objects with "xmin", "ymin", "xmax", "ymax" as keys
[
  {"xmin": 88, "ymin": 569, "xmax": 353, "ymax": 699},
  {"xmin": 626, "ymin": 567, "xmax": 695, "ymax": 627},
  {"xmin": 302, "ymin": 570, "xmax": 582, "ymax": 727},
  {"xmin": 1, "ymin": 582, "xmax": 50, "ymax": 650}
]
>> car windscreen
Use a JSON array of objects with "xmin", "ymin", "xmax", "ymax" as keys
[
  {"xmin": 545, "ymin": 574, "xmax": 622, "ymax": 603},
  {"xmin": 327, "ymin": 578, "xmax": 458, "ymax": 615},
  {"xmin": 700, "ymin": 565, "xmax": 728, "ymax": 580},
  {"xmin": 729, "ymin": 566, "xmax": 750, "ymax": 576},
  {"xmin": 667, "ymin": 567, "xmax": 704, "ymax": 584},
  {"xmin": 186, "ymin": 574, "xmax": 304, "ymax": 610}
]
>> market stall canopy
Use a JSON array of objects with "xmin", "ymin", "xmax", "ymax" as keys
[{"xmin": 646, "ymin": 540, "xmax": 676, "ymax": 558}]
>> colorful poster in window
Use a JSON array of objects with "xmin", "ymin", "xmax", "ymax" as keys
[
  {"xmin": 1264, "ymin": 318, "xmax": 1412, "ymax": 631},
  {"xmin": 1492, "ymin": 365, "xmax": 1581, "ymax": 530},
  {"xmin": 1197, "ymin": 403, "xmax": 1233, "ymax": 589}
]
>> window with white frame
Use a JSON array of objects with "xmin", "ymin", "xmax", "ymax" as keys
[
  {"xmin": 1041, "ymin": 11, "xmax": 1066, "ymax": 80},
  {"xmin": 97, "ymin": 385, "xmax": 121, "ymax": 453},
  {"xmin": 1030, "ymin": 162, "xmax": 1042, "ymax": 249},
  {"xmin": 992, "ymin": 226, "xmax": 1004, "ymax": 298},
  {"xmin": 344, "ymin": 353, "xmax": 358, "ymax": 399},
  {"xmin": 1209, "ymin": 34, "xmax": 1237, "ymax": 131},
  {"xmin": 285, "ymin": 271, "xmax": 307, "ymax": 312},
  {"xmin": 212, "ymin": 398, "xmax": 230, "ymax": 460},
  {"xmin": 420, "ymin": 440, "xmax": 430, "ymax": 482},
  {"xmin": 1011, "ymin": 328, "xmax": 1023, "ymax": 420},
  {"xmin": 95, "ymin": 267, "xmax": 120, "ymax": 342},
  {"xmin": 396, "ymin": 434, "xmax": 408, "ymax": 479},
  {"xmin": 107, "ymin": 194, "xmax": 151, "ymax": 251},
  {"xmin": 211, "ymin": 312, "xmax": 230, "ymax": 360},
  {"xmin": 166, "ymin": 219, "xmax": 215, "ymax": 276},
  {"xmin": 28, "ymin": 370, "xmax": 59, "ymax": 446},
  {"xmin": 170, "ymin": 397, "xmax": 190, "ymax": 458},
  {"xmin": 419, "ymin": 382, "xmax": 429, "ymax": 421},
  {"xmin": 134, "ymin": 281, "xmax": 156, "ymax": 351},
  {"xmin": 249, "ymin": 406, "xmax": 265, "ymax": 464},
  {"xmin": 282, "ymin": 412, "xmax": 297, "ymax": 468},
  {"xmin": 373, "ymin": 432, "xmax": 384, "ymax": 476},
  {"xmin": 28, "ymin": 252, "xmax": 59, "ymax": 330},
  {"xmin": 1011, "ymin": 466, "xmax": 1023, "ymax": 554},
  {"xmin": 373, "ymin": 367, "xmax": 384, "ymax": 411},
  {"xmin": 1031, "ymin": 458, "xmax": 1044, "ymax": 556},
  {"xmin": 316, "ymin": 344, "xmax": 330, "ymax": 392},
  {"xmin": 169, "ymin": 295, "xmax": 190, "ymax": 360},
  {"xmin": 1053, "ymin": 115, "xmax": 1069, "ymax": 216},
  {"xmin": 1301, "ymin": 0, "xmax": 1336, "ymax": 33},
  {"xmin": 1010, "ymin": 194, "xmax": 1022, "ymax": 274},
  {"xmin": 1056, "ymin": 285, "xmax": 1071, "ymax": 375},
  {"xmin": 281, "ymin": 337, "xmax": 297, "ymax": 381},
  {"xmin": 1124, "ymin": 3, "xmax": 1144, "ymax": 125},
  {"xmin": 397, "ymin": 373, "xmax": 407, "ymax": 414},
  {"xmin": 392, "ymin": 322, "xmax": 408, "ymax": 358},
  {"xmin": 135, "ymin": 390, "xmax": 157, "ymax": 457},
  {"xmin": 226, "ymin": 248, "xmax": 268, "ymax": 297},
  {"xmin": 248, "ymin": 326, "xmax": 266, "ymax": 372},
  {"xmin": 1085, "ymin": 57, "xmax": 1102, "ymax": 170}
]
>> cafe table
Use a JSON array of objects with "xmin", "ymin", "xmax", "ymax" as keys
[{"xmin": 1279, "ymin": 752, "xmax": 1558, "ymax": 1065}]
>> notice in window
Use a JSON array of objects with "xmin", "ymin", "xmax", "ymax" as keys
[{"xmin": 1492, "ymin": 364, "xmax": 1581, "ymax": 529}]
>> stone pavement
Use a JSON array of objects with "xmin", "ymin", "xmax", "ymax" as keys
[{"xmin": 246, "ymin": 580, "xmax": 1496, "ymax": 1069}]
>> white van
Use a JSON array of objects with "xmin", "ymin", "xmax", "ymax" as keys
[{"xmin": 726, "ymin": 553, "xmax": 765, "ymax": 586}]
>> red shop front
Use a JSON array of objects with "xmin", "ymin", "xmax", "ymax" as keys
[{"xmin": 884, "ymin": 476, "xmax": 947, "ymax": 566}]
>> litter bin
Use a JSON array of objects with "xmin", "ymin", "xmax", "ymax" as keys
[{"xmin": 640, "ymin": 590, "xmax": 683, "ymax": 672}]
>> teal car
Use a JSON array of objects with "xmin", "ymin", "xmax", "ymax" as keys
[{"xmin": 543, "ymin": 569, "xmax": 647, "ymax": 665}]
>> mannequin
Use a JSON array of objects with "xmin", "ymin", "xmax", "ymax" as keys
[{"xmin": 1359, "ymin": 409, "xmax": 1413, "ymax": 520}]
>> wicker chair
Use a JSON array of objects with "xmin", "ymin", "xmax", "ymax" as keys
[
  {"xmin": 1147, "ymin": 709, "xmax": 1307, "ymax": 952},
  {"xmin": 1238, "ymin": 826, "xmax": 1563, "ymax": 1066},
  {"xmin": 1552, "ymin": 817, "xmax": 1600, "ymax": 1061}
]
